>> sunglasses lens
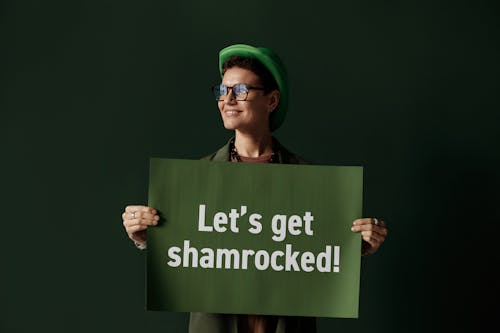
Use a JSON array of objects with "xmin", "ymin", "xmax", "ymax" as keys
[
  {"xmin": 233, "ymin": 84, "xmax": 248, "ymax": 101},
  {"xmin": 213, "ymin": 84, "xmax": 226, "ymax": 100}
]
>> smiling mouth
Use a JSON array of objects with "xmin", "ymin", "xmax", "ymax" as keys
[{"xmin": 224, "ymin": 110, "xmax": 241, "ymax": 116}]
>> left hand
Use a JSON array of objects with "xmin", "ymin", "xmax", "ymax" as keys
[{"xmin": 351, "ymin": 218, "xmax": 388, "ymax": 256}]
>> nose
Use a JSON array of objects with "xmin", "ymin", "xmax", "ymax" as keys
[{"xmin": 222, "ymin": 87, "xmax": 237, "ymax": 104}]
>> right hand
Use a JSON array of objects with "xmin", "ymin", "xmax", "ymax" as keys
[{"xmin": 122, "ymin": 205, "xmax": 160, "ymax": 246}]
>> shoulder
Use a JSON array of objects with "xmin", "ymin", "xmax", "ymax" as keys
[
  {"xmin": 274, "ymin": 138, "xmax": 310, "ymax": 165},
  {"xmin": 201, "ymin": 137, "xmax": 232, "ymax": 161},
  {"xmin": 281, "ymin": 148, "xmax": 309, "ymax": 165}
]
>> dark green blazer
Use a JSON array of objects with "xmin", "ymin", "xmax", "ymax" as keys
[
  {"xmin": 202, "ymin": 137, "xmax": 308, "ymax": 165},
  {"xmin": 189, "ymin": 138, "xmax": 316, "ymax": 333}
]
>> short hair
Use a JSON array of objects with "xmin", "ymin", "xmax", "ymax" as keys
[{"xmin": 221, "ymin": 55, "xmax": 279, "ymax": 94}]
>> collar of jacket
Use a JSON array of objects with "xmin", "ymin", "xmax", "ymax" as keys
[{"xmin": 206, "ymin": 136, "xmax": 301, "ymax": 164}]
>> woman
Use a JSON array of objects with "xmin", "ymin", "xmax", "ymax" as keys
[{"xmin": 122, "ymin": 44, "xmax": 388, "ymax": 333}]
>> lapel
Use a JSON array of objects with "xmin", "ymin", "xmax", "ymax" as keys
[{"xmin": 209, "ymin": 136, "xmax": 291, "ymax": 164}]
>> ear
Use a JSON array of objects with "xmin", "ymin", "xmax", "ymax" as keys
[{"xmin": 267, "ymin": 90, "xmax": 280, "ymax": 114}]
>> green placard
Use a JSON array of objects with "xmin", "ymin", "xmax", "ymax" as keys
[{"xmin": 147, "ymin": 158, "xmax": 363, "ymax": 318}]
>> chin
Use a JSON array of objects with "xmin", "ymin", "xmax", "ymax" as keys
[{"xmin": 222, "ymin": 119, "xmax": 240, "ymax": 131}]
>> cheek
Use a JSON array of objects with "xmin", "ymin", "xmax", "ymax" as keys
[
  {"xmin": 253, "ymin": 102, "xmax": 271, "ymax": 117},
  {"xmin": 254, "ymin": 97, "xmax": 272, "ymax": 113}
]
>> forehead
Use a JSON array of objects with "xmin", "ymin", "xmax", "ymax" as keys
[{"xmin": 222, "ymin": 67, "xmax": 262, "ymax": 86}]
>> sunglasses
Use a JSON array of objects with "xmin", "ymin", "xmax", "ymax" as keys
[{"xmin": 211, "ymin": 83, "xmax": 265, "ymax": 101}]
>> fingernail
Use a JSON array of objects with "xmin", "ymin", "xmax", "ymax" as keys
[{"xmin": 351, "ymin": 226, "xmax": 355, "ymax": 231}]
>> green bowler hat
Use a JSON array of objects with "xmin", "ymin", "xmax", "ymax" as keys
[{"xmin": 219, "ymin": 44, "xmax": 289, "ymax": 131}]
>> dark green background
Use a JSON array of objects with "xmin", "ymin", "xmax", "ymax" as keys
[{"xmin": 1, "ymin": 0, "xmax": 498, "ymax": 332}]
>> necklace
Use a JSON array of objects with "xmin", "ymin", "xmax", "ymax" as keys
[{"xmin": 229, "ymin": 138, "xmax": 277, "ymax": 163}]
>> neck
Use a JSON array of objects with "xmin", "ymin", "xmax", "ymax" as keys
[{"xmin": 234, "ymin": 130, "xmax": 273, "ymax": 158}]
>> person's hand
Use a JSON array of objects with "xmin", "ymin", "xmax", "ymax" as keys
[
  {"xmin": 351, "ymin": 218, "xmax": 388, "ymax": 256},
  {"xmin": 122, "ymin": 205, "xmax": 160, "ymax": 248}
]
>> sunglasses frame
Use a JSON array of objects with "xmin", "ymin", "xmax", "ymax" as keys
[{"xmin": 212, "ymin": 83, "xmax": 265, "ymax": 101}]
